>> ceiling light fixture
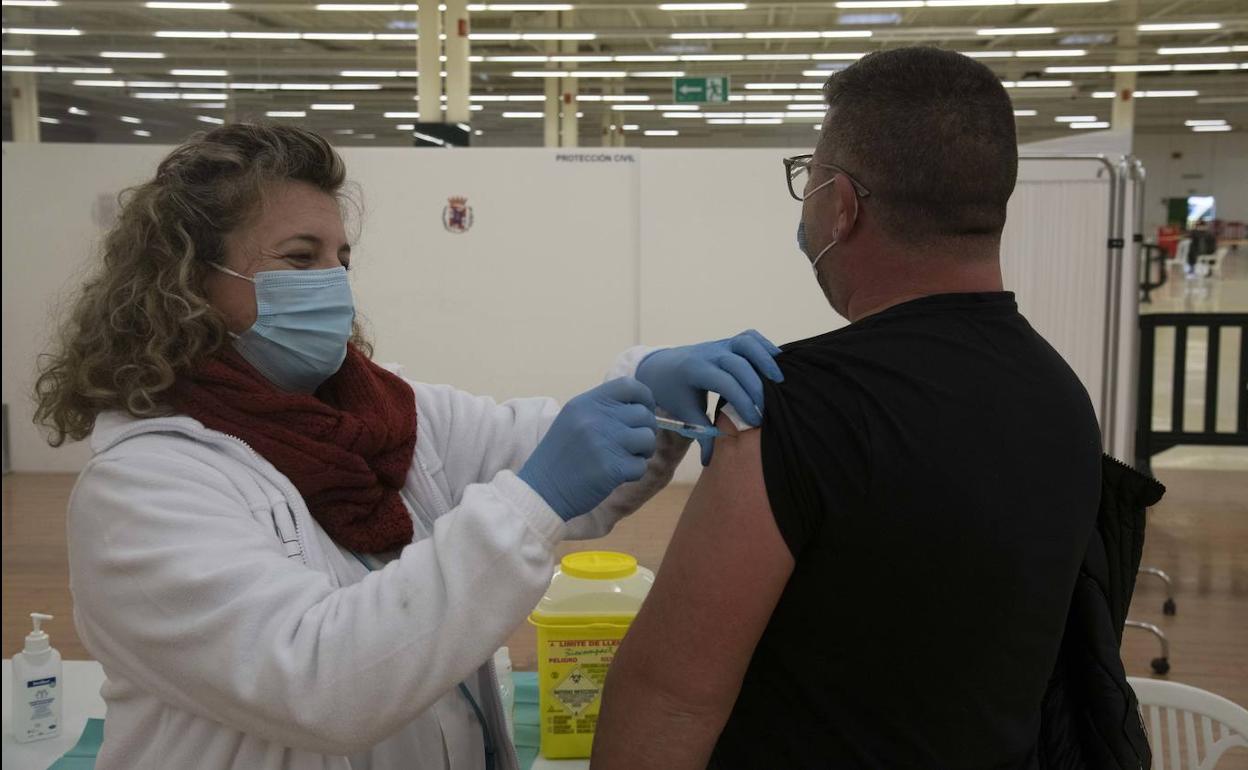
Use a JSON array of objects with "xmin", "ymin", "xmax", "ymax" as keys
[
  {"xmin": 1, "ymin": 27, "xmax": 82, "ymax": 35},
  {"xmin": 145, "ymin": 1, "xmax": 232, "ymax": 8},
  {"xmin": 1015, "ymin": 49, "xmax": 1085, "ymax": 57},
  {"xmin": 977, "ymin": 27, "xmax": 1057, "ymax": 35},
  {"xmin": 230, "ymin": 31, "xmax": 301, "ymax": 39},
  {"xmin": 101, "ymin": 51, "xmax": 167, "ymax": 58},
  {"xmin": 154, "ymin": 30, "xmax": 228, "ymax": 38},
  {"xmin": 1137, "ymin": 22, "xmax": 1222, "ymax": 32},
  {"xmin": 1157, "ymin": 46, "xmax": 1230, "ymax": 55},
  {"xmin": 1174, "ymin": 63, "xmax": 1238, "ymax": 71},
  {"xmin": 658, "ymin": 2, "xmax": 748, "ymax": 8}
]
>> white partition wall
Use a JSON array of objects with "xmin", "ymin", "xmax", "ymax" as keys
[
  {"xmin": 638, "ymin": 149, "xmax": 844, "ymax": 347},
  {"xmin": 3, "ymin": 142, "xmax": 1135, "ymax": 475},
  {"xmin": 1, "ymin": 143, "xmax": 169, "ymax": 473},
  {"xmin": 343, "ymin": 148, "xmax": 641, "ymax": 406},
  {"xmin": 1001, "ymin": 173, "xmax": 1112, "ymax": 421}
]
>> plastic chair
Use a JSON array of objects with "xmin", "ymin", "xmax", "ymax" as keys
[
  {"xmin": 1197, "ymin": 246, "xmax": 1229, "ymax": 278},
  {"xmin": 1139, "ymin": 566, "xmax": 1178, "ymax": 615},
  {"xmin": 1174, "ymin": 238, "xmax": 1192, "ymax": 268},
  {"xmin": 1128, "ymin": 677, "xmax": 1248, "ymax": 769},
  {"xmin": 1127, "ymin": 620, "xmax": 1172, "ymax": 675}
]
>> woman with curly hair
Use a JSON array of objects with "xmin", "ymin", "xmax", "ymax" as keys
[{"xmin": 33, "ymin": 122, "xmax": 781, "ymax": 770}]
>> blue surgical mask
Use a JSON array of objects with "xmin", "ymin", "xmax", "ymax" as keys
[
  {"xmin": 797, "ymin": 220, "xmax": 811, "ymax": 257},
  {"xmin": 212, "ymin": 264, "xmax": 355, "ymax": 392},
  {"xmin": 797, "ymin": 220, "xmax": 837, "ymax": 271}
]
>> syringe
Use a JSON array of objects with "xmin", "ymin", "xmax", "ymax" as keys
[{"xmin": 655, "ymin": 416, "xmax": 721, "ymax": 440}]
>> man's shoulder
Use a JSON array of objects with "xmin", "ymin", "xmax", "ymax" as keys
[{"xmin": 773, "ymin": 324, "xmax": 881, "ymax": 386}]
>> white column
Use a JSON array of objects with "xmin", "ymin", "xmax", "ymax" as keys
[
  {"xmin": 1111, "ymin": 0, "xmax": 1138, "ymax": 149},
  {"xmin": 1111, "ymin": 72, "xmax": 1136, "ymax": 138},
  {"xmin": 9, "ymin": 72, "xmax": 41, "ymax": 143},
  {"xmin": 558, "ymin": 28, "xmax": 577, "ymax": 147},
  {"xmin": 444, "ymin": 0, "xmax": 471, "ymax": 124},
  {"xmin": 416, "ymin": 0, "xmax": 442, "ymax": 122},
  {"xmin": 543, "ymin": 77, "xmax": 560, "ymax": 148},
  {"xmin": 560, "ymin": 79, "xmax": 578, "ymax": 147}
]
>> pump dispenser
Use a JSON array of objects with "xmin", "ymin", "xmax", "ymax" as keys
[{"xmin": 12, "ymin": 612, "xmax": 62, "ymax": 743}]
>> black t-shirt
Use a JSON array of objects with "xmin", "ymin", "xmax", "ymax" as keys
[{"xmin": 709, "ymin": 292, "xmax": 1102, "ymax": 770}]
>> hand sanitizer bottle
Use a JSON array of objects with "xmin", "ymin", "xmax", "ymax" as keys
[{"xmin": 12, "ymin": 613, "xmax": 62, "ymax": 743}]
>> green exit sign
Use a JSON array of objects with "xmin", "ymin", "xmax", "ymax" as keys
[{"xmin": 673, "ymin": 76, "xmax": 730, "ymax": 104}]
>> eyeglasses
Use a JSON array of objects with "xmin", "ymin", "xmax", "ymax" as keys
[{"xmin": 783, "ymin": 154, "xmax": 872, "ymax": 203}]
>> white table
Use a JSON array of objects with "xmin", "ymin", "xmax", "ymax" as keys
[
  {"xmin": 3, "ymin": 660, "xmax": 586, "ymax": 770},
  {"xmin": 3, "ymin": 660, "xmax": 107, "ymax": 770}
]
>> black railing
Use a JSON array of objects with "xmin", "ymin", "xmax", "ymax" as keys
[
  {"xmin": 1135, "ymin": 313, "xmax": 1248, "ymax": 474},
  {"xmin": 1139, "ymin": 244, "xmax": 1168, "ymax": 304}
]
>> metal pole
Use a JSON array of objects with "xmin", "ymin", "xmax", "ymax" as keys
[
  {"xmin": 1104, "ymin": 157, "xmax": 1130, "ymax": 452},
  {"xmin": 1123, "ymin": 156, "xmax": 1148, "ymax": 463}
]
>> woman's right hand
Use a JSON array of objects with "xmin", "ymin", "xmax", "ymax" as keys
[{"xmin": 518, "ymin": 378, "xmax": 658, "ymax": 522}]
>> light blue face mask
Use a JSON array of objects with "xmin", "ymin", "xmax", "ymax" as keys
[
  {"xmin": 212, "ymin": 263, "xmax": 355, "ymax": 393},
  {"xmin": 797, "ymin": 220, "xmax": 837, "ymax": 271}
]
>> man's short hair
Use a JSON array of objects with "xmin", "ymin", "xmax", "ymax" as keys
[{"xmin": 819, "ymin": 47, "xmax": 1018, "ymax": 244}]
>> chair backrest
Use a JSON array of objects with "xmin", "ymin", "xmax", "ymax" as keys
[
  {"xmin": 1176, "ymin": 239, "xmax": 1192, "ymax": 263},
  {"xmin": 1128, "ymin": 677, "xmax": 1248, "ymax": 770}
]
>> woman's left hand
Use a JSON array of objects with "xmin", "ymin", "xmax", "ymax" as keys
[{"xmin": 635, "ymin": 329, "xmax": 784, "ymax": 465}]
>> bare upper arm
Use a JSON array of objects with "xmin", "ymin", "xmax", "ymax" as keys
[{"xmin": 611, "ymin": 411, "xmax": 796, "ymax": 709}]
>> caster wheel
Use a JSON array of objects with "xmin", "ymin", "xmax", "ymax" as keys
[
  {"xmin": 1163, "ymin": 598, "xmax": 1176, "ymax": 616},
  {"xmin": 1151, "ymin": 658, "xmax": 1170, "ymax": 676}
]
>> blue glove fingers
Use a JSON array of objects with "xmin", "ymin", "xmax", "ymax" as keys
[
  {"xmin": 742, "ymin": 328, "xmax": 783, "ymax": 357},
  {"xmin": 616, "ymin": 402, "xmax": 658, "ymax": 430},
  {"xmin": 729, "ymin": 334, "xmax": 785, "ymax": 384},
  {"xmin": 716, "ymin": 354, "xmax": 766, "ymax": 420},
  {"xmin": 699, "ymin": 436, "xmax": 715, "ymax": 467},
  {"xmin": 619, "ymin": 455, "xmax": 649, "ymax": 484},
  {"xmin": 692, "ymin": 367, "xmax": 760, "ymax": 428},
  {"xmin": 599, "ymin": 376, "xmax": 656, "ymax": 411},
  {"xmin": 618, "ymin": 426, "xmax": 657, "ymax": 458}
]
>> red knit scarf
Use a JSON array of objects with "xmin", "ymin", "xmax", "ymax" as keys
[{"xmin": 170, "ymin": 345, "xmax": 417, "ymax": 553}]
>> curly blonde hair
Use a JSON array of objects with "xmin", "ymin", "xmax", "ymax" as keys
[{"xmin": 34, "ymin": 122, "xmax": 370, "ymax": 446}]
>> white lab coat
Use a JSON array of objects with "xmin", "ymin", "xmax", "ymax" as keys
[{"xmin": 67, "ymin": 346, "xmax": 688, "ymax": 770}]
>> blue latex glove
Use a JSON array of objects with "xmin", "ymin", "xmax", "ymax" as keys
[
  {"xmin": 636, "ymin": 329, "xmax": 784, "ymax": 465},
  {"xmin": 519, "ymin": 377, "xmax": 658, "ymax": 522}
]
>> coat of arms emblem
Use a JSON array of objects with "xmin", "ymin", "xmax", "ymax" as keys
[{"xmin": 442, "ymin": 196, "xmax": 474, "ymax": 234}]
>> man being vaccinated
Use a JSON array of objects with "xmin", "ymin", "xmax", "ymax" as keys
[{"xmin": 594, "ymin": 47, "xmax": 1103, "ymax": 770}]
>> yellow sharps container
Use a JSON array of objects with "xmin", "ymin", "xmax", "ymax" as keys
[{"xmin": 527, "ymin": 551, "xmax": 654, "ymax": 759}]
